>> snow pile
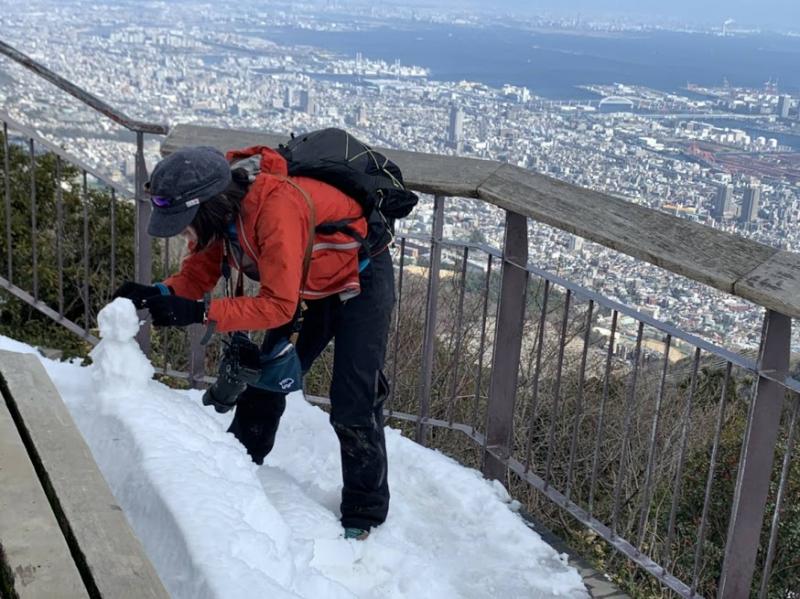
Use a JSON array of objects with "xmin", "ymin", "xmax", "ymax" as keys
[
  {"xmin": 1, "ymin": 298, "xmax": 588, "ymax": 599},
  {"xmin": 90, "ymin": 298, "xmax": 153, "ymax": 389}
]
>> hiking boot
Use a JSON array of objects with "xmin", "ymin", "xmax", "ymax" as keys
[{"xmin": 343, "ymin": 527, "xmax": 369, "ymax": 540}]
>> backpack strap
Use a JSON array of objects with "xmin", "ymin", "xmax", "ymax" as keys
[
  {"xmin": 221, "ymin": 178, "xmax": 316, "ymax": 296},
  {"xmin": 279, "ymin": 177, "xmax": 317, "ymax": 343},
  {"xmin": 279, "ymin": 177, "xmax": 316, "ymax": 294},
  {"xmin": 315, "ymin": 219, "xmax": 371, "ymax": 257},
  {"xmin": 212, "ymin": 177, "xmax": 316, "ymax": 345},
  {"xmin": 221, "ymin": 232, "xmax": 245, "ymax": 298}
]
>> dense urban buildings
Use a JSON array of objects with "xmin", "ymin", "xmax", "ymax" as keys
[{"xmin": 2, "ymin": 0, "xmax": 800, "ymax": 352}]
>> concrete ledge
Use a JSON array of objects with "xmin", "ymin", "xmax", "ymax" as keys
[
  {"xmin": 0, "ymin": 381, "xmax": 87, "ymax": 598},
  {"xmin": 0, "ymin": 350, "xmax": 169, "ymax": 599}
]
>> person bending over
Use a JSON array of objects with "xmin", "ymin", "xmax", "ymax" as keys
[{"xmin": 114, "ymin": 145, "xmax": 394, "ymax": 540}]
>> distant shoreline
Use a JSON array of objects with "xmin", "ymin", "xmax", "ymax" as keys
[{"xmin": 260, "ymin": 24, "xmax": 800, "ymax": 99}]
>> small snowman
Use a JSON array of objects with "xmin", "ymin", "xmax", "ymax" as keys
[{"xmin": 89, "ymin": 298, "xmax": 154, "ymax": 397}]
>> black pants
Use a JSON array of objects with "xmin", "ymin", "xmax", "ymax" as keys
[{"xmin": 227, "ymin": 249, "xmax": 395, "ymax": 531}]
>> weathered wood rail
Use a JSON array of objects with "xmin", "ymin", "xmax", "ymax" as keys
[{"xmin": 163, "ymin": 123, "xmax": 800, "ymax": 319}]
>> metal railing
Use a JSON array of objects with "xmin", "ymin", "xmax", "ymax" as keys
[
  {"xmin": 382, "ymin": 210, "xmax": 799, "ymax": 599},
  {"xmin": 2, "ymin": 39, "xmax": 799, "ymax": 598},
  {"xmin": 0, "ymin": 39, "xmax": 167, "ymax": 354}
]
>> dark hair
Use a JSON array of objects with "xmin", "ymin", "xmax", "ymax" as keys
[{"xmin": 190, "ymin": 169, "xmax": 250, "ymax": 250}]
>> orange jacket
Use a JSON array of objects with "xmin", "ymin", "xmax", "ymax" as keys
[{"xmin": 163, "ymin": 146, "xmax": 368, "ymax": 333}]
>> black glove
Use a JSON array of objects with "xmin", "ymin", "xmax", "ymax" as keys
[
  {"xmin": 142, "ymin": 295, "xmax": 205, "ymax": 327},
  {"xmin": 112, "ymin": 281, "xmax": 168, "ymax": 309}
]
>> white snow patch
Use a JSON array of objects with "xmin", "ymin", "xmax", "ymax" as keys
[{"xmin": 1, "ymin": 298, "xmax": 588, "ymax": 599}]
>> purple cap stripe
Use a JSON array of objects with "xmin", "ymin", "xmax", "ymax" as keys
[{"xmin": 151, "ymin": 195, "xmax": 172, "ymax": 207}]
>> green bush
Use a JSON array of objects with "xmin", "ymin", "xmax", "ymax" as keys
[{"xmin": 0, "ymin": 132, "xmax": 137, "ymax": 357}]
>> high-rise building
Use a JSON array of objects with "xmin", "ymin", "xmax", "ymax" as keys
[
  {"xmin": 355, "ymin": 104, "xmax": 368, "ymax": 126},
  {"xmin": 448, "ymin": 105, "xmax": 464, "ymax": 151},
  {"xmin": 478, "ymin": 117, "xmax": 489, "ymax": 141},
  {"xmin": 713, "ymin": 184, "xmax": 734, "ymax": 221},
  {"xmin": 567, "ymin": 234, "xmax": 584, "ymax": 252},
  {"xmin": 777, "ymin": 95, "xmax": 791, "ymax": 119},
  {"xmin": 740, "ymin": 182, "xmax": 761, "ymax": 223},
  {"xmin": 299, "ymin": 88, "xmax": 315, "ymax": 115}
]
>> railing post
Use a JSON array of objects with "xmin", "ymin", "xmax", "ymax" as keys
[
  {"xmin": 482, "ymin": 210, "xmax": 528, "ymax": 482},
  {"xmin": 3, "ymin": 121, "xmax": 12, "ymax": 284},
  {"xmin": 718, "ymin": 309, "xmax": 790, "ymax": 598},
  {"xmin": 134, "ymin": 131, "xmax": 152, "ymax": 354},
  {"xmin": 29, "ymin": 138, "xmax": 40, "ymax": 302},
  {"xmin": 187, "ymin": 324, "xmax": 206, "ymax": 389},
  {"xmin": 416, "ymin": 195, "xmax": 444, "ymax": 445}
]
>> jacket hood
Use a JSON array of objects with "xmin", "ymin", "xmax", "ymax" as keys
[{"xmin": 226, "ymin": 145, "xmax": 288, "ymax": 177}]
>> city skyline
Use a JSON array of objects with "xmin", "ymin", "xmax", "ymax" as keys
[
  {"xmin": 8, "ymin": 0, "xmax": 800, "ymax": 30},
  {"xmin": 366, "ymin": 0, "xmax": 799, "ymax": 29},
  {"xmin": 1, "ymin": 0, "xmax": 800, "ymax": 352}
]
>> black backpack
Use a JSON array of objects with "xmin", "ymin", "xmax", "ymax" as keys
[{"xmin": 276, "ymin": 128, "xmax": 419, "ymax": 253}]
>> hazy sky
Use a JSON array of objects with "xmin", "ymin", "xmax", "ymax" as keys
[{"xmin": 391, "ymin": 0, "xmax": 800, "ymax": 30}]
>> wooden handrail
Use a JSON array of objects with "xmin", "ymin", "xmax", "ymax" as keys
[{"xmin": 162, "ymin": 123, "xmax": 800, "ymax": 319}]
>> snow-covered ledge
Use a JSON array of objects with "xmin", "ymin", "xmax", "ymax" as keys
[
  {"xmin": 0, "ymin": 344, "xmax": 168, "ymax": 598},
  {"xmin": 0, "ymin": 300, "xmax": 588, "ymax": 599}
]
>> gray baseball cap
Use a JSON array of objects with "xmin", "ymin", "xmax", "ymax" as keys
[{"xmin": 147, "ymin": 146, "xmax": 232, "ymax": 237}]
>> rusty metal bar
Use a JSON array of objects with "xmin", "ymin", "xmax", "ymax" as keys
[
  {"xmin": 110, "ymin": 187, "xmax": 116, "ymax": 293},
  {"xmin": 416, "ymin": 195, "xmax": 445, "ymax": 445},
  {"xmin": 589, "ymin": 309, "xmax": 618, "ymax": 517},
  {"xmin": 664, "ymin": 347, "xmax": 702, "ymax": 563},
  {"xmin": 0, "ymin": 276, "xmax": 98, "ymax": 344},
  {"xmin": 55, "ymin": 157, "xmax": 64, "ymax": 316},
  {"xmin": 566, "ymin": 299, "xmax": 594, "ymax": 501},
  {"xmin": 388, "ymin": 236, "xmax": 406, "ymax": 417},
  {"xmin": 483, "ymin": 210, "xmax": 528, "ymax": 482},
  {"xmin": 399, "ymin": 232, "xmax": 763, "ymax": 375},
  {"xmin": 163, "ymin": 237, "xmax": 171, "ymax": 280},
  {"xmin": 82, "ymin": 170, "xmax": 90, "ymax": 329},
  {"xmin": 691, "ymin": 362, "xmax": 732, "ymax": 595},
  {"xmin": 500, "ymin": 251, "xmax": 758, "ymax": 373},
  {"xmin": 472, "ymin": 253, "xmax": 493, "ymax": 433},
  {"xmin": 187, "ymin": 324, "xmax": 207, "ymax": 389},
  {"xmin": 611, "ymin": 321, "xmax": 645, "ymax": 536},
  {"xmin": 135, "ymin": 132, "xmax": 152, "ymax": 285},
  {"xmin": 446, "ymin": 246, "xmax": 469, "ymax": 426},
  {"xmin": 134, "ymin": 131, "xmax": 152, "ymax": 354},
  {"xmin": 0, "ymin": 110, "xmax": 132, "ymax": 197},
  {"xmin": 758, "ymin": 393, "xmax": 799, "ymax": 599},
  {"xmin": 719, "ymin": 310, "xmax": 790, "ymax": 599},
  {"xmin": 0, "ymin": 40, "xmax": 168, "ymax": 135},
  {"xmin": 29, "ymin": 138, "xmax": 38, "ymax": 301},
  {"xmin": 637, "ymin": 333, "xmax": 672, "ymax": 548},
  {"xmin": 161, "ymin": 239, "xmax": 175, "ymax": 377},
  {"xmin": 162, "ymin": 328, "xmax": 171, "ymax": 374},
  {"xmin": 524, "ymin": 279, "xmax": 550, "ymax": 473},
  {"xmin": 2, "ymin": 121, "xmax": 11, "ymax": 283},
  {"xmin": 544, "ymin": 289, "xmax": 572, "ymax": 490}
]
